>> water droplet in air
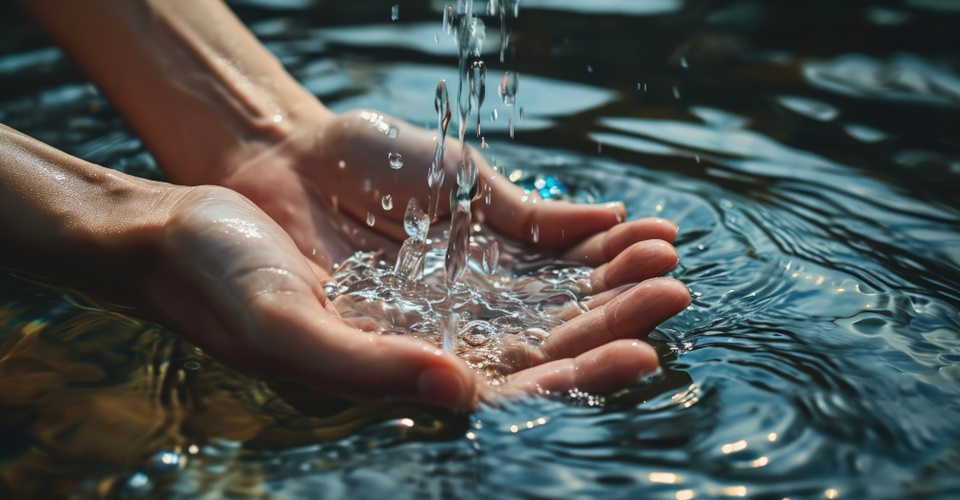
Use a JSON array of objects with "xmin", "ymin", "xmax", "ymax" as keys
[
  {"xmin": 499, "ymin": 71, "xmax": 518, "ymax": 106},
  {"xmin": 366, "ymin": 212, "xmax": 376, "ymax": 226},
  {"xmin": 388, "ymin": 153, "xmax": 404, "ymax": 169},
  {"xmin": 587, "ymin": 64, "xmax": 593, "ymax": 73},
  {"xmin": 338, "ymin": 160, "xmax": 346, "ymax": 169},
  {"xmin": 483, "ymin": 240, "xmax": 500, "ymax": 274},
  {"xmin": 481, "ymin": 137, "xmax": 489, "ymax": 148},
  {"xmin": 382, "ymin": 195, "xmax": 393, "ymax": 211},
  {"xmin": 391, "ymin": 4, "xmax": 399, "ymax": 21},
  {"xmin": 673, "ymin": 86, "xmax": 681, "ymax": 99},
  {"xmin": 519, "ymin": 106, "xmax": 524, "ymax": 124},
  {"xmin": 435, "ymin": 33, "xmax": 440, "ymax": 45},
  {"xmin": 442, "ymin": 5, "xmax": 454, "ymax": 35},
  {"xmin": 509, "ymin": 119, "xmax": 514, "ymax": 138},
  {"xmin": 680, "ymin": 55, "xmax": 689, "ymax": 68},
  {"xmin": 491, "ymin": 109, "xmax": 499, "ymax": 121},
  {"xmin": 695, "ymin": 154, "xmax": 701, "ymax": 164},
  {"xmin": 531, "ymin": 223, "xmax": 540, "ymax": 243},
  {"xmin": 404, "ymin": 198, "xmax": 430, "ymax": 240}
]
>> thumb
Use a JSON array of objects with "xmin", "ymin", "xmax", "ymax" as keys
[
  {"xmin": 241, "ymin": 293, "xmax": 478, "ymax": 409},
  {"xmin": 477, "ymin": 164, "xmax": 626, "ymax": 248}
]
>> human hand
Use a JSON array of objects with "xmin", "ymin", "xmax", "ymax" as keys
[{"xmin": 195, "ymin": 109, "xmax": 690, "ymax": 405}]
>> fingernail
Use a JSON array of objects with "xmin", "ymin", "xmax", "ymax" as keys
[
  {"xmin": 604, "ymin": 202, "xmax": 626, "ymax": 222},
  {"xmin": 418, "ymin": 367, "xmax": 469, "ymax": 409}
]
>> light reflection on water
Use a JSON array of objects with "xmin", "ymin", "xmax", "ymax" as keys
[{"xmin": 1, "ymin": 0, "xmax": 960, "ymax": 498}]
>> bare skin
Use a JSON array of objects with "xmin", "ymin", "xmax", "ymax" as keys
[{"xmin": 8, "ymin": 0, "xmax": 692, "ymax": 408}]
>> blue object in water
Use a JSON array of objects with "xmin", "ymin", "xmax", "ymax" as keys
[{"xmin": 517, "ymin": 174, "xmax": 570, "ymax": 200}]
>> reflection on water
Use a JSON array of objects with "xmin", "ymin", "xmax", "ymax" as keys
[{"xmin": 2, "ymin": 0, "xmax": 960, "ymax": 498}]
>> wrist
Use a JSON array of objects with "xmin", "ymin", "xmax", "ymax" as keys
[{"xmin": 0, "ymin": 125, "xmax": 188, "ymax": 312}]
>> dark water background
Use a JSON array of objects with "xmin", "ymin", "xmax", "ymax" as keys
[{"xmin": 2, "ymin": 0, "xmax": 960, "ymax": 498}]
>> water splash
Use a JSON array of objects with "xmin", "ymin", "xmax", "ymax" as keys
[
  {"xmin": 427, "ymin": 81, "xmax": 451, "ymax": 222},
  {"xmin": 394, "ymin": 198, "xmax": 430, "ymax": 280},
  {"xmin": 328, "ymin": 250, "xmax": 592, "ymax": 383},
  {"xmin": 445, "ymin": 159, "xmax": 477, "ymax": 286}
]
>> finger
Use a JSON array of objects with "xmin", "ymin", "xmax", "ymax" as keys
[
  {"xmin": 241, "ymin": 292, "xmax": 478, "ymax": 409},
  {"xmin": 562, "ymin": 218, "xmax": 679, "ymax": 266},
  {"xmin": 477, "ymin": 161, "xmax": 626, "ymax": 248},
  {"xmin": 587, "ymin": 239, "xmax": 680, "ymax": 294},
  {"xmin": 550, "ymin": 284, "xmax": 634, "ymax": 322},
  {"xmin": 501, "ymin": 340, "xmax": 659, "ymax": 396},
  {"xmin": 542, "ymin": 278, "xmax": 690, "ymax": 361}
]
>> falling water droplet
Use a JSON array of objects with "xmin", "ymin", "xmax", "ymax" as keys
[
  {"xmin": 481, "ymin": 137, "xmax": 489, "ymax": 148},
  {"xmin": 519, "ymin": 106, "xmax": 524, "ymax": 124},
  {"xmin": 695, "ymin": 154, "xmax": 701, "ymax": 164},
  {"xmin": 509, "ymin": 119, "xmax": 514, "ymax": 138},
  {"xmin": 391, "ymin": 4, "xmax": 399, "ymax": 21},
  {"xmin": 680, "ymin": 55, "xmax": 689, "ymax": 68},
  {"xmin": 382, "ymin": 194, "xmax": 394, "ymax": 211},
  {"xmin": 484, "ymin": 183, "xmax": 493, "ymax": 205},
  {"xmin": 338, "ymin": 160, "xmax": 346, "ymax": 169},
  {"xmin": 499, "ymin": 71, "xmax": 518, "ymax": 106},
  {"xmin": 483, "ymin": 240, "xmax": 500, "ymax": 274},
  {"xmin": 673, "ymin": 86, "xmax": 681, "ymax": 99},
  {"xmin": 404, "ymin": 197, "xmax": 430, "ymax": 240},
  {"xmin": 367, "ymin": 212, "xmax": 376, "ymax": 227},
  {"xmin": 435, "ymin": 33, "xmax": 440, "ymax": 45},
  {"xmin": 587, "ymin": 64, "xmax": 593, "ymax": 73},
  {"xmin": 471, "ymin": 60, "xmax": 487, "ymax": 110},
  {"xmin": 491, "ymin": 109, "xmax": 499, "ymax": 121},
  {"xmin": 388, "ymin": 152, "xmax": 404, "ymax": 169},
  {"xmin": 531, "ymin": 223, "xmax": 540, "ymax": 243}
]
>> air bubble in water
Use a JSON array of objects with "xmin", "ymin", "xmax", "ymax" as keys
[
  {"xmin": 391, "ymin": 4, "xmax": 399, "ymax": 21},
  {"xmin": 389, "ymin": 152, "xmax": 404, "ymax": 169},
  {"xmin": 382, "ymin": 194, "xmax": 393, "ymax": 211},
  {"xmin": 499, "ymin": 71, "xmax": 518, "ymax": 106},
  {"xmin": 367, "ymin": 212, "xmax": 376, "ymax": 227}
]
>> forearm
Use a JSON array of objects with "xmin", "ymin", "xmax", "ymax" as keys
[
  {"xmin": 0, "ymin": 124, "xmax": 182, "ymax": 310},
  {"xmin": 18, "ymin": 0, "xmax": 329, "ymax": 185}
]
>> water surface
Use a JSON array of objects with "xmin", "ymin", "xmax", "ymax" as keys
[{"xmin": 1, "ymin": 0, "xmax": 959, "ymax": 498}]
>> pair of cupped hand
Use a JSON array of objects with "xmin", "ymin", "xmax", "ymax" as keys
[{"xmin": 142, "ymin": 109, "xmax": 689, "ymax": 409}]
